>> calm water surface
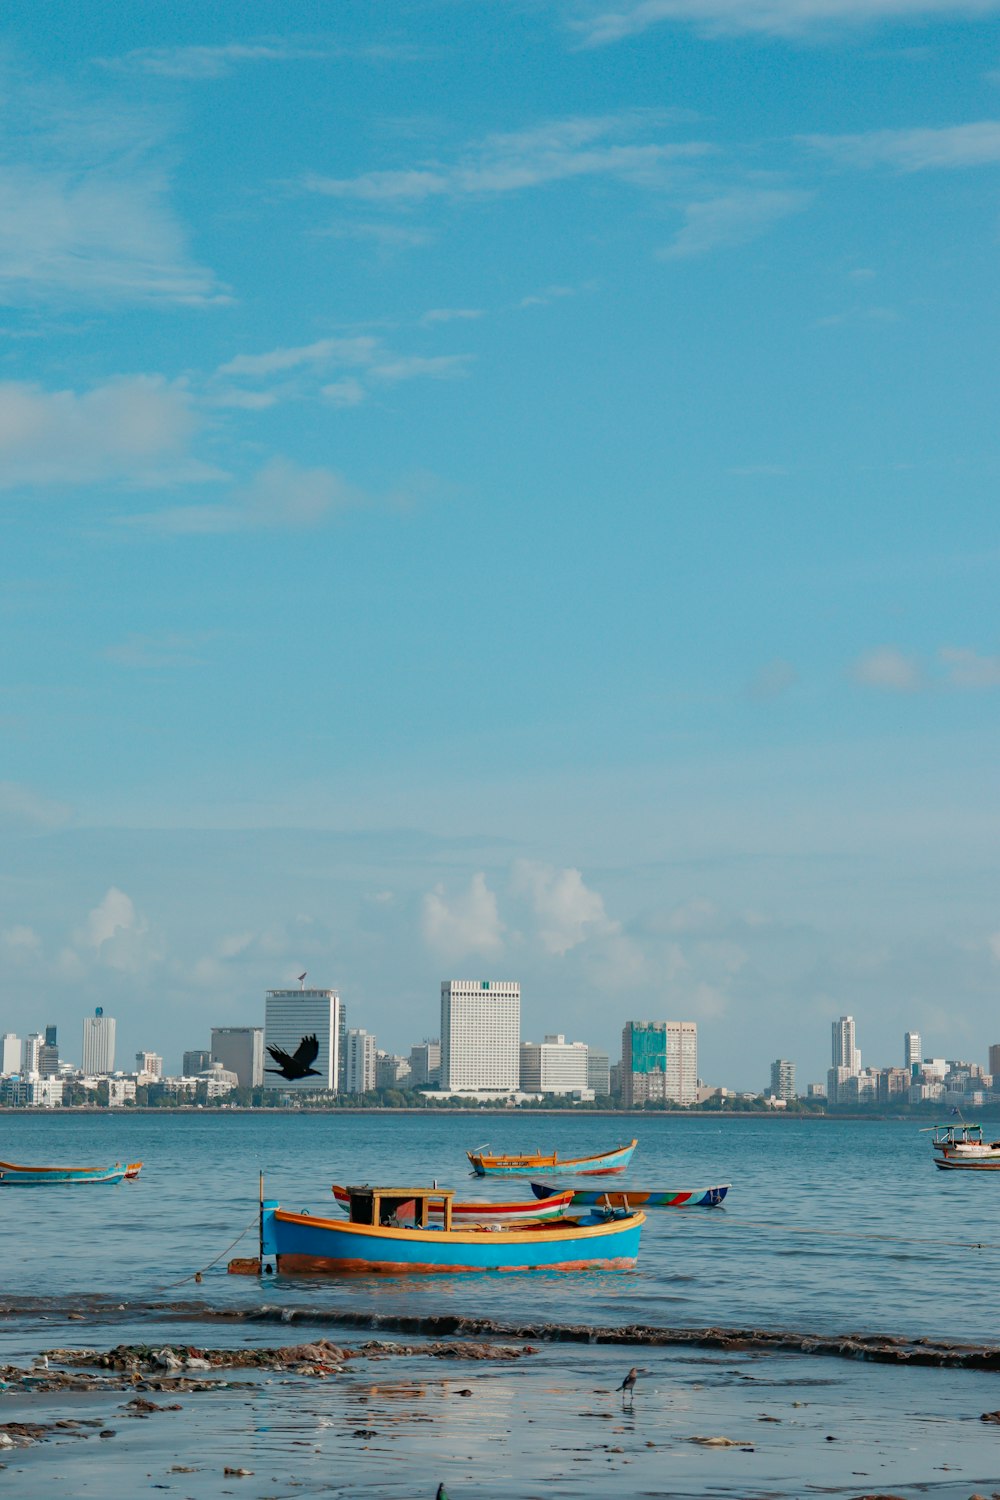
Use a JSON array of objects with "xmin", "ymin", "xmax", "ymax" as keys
[{"xmin": 0, "ymin": 1112, "xmax": 994, "ymax": 1344}]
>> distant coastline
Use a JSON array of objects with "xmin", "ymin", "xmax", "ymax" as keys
[{"xmin": 0, "ymin": 1105, "xmax": 985, "ymax": 1121}]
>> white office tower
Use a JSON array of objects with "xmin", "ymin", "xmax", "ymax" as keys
[
  {"xmin": 904, "ymin": 1031, "xmax": 922, "ymax": 1074},
  {"xmin": 82, "ymin": 1009, "xmax": 116, "ymax": 1074},
  {"xmin": 263, "ymin": 988, "xmax": 342, "ymax": 1090},
  {"xmin": 21, "ymin": 1033, "xmax": 42, "ymax": 1075},
  {"xmin": 770, "ymin": 1058, "xmax": 796, "ymax": 1101},
  {"xmin": 344, "ymin": 1028, "xmax": 378, "ymax": 1094},
  {"xmin": 0, "ymin": 1034, "xmax": 20, "ymax": 1074},
  {"xmin": 440, "ymin": 980, "xmax": 520, "ymax": 1092},
  {"xmin": 519, "ymin": 1036, "xmax": 589, "ymax": 1094},
  {"xmin": 211, "ymin": 1027, "xmax": 264, "ymax": 1088},
  {"xmin": 831, "ymin": 1015, "xmax": 860, "ymax": 1075}
]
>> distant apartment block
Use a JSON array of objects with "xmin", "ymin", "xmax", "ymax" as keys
[
  {"xmin": 769, "ymin": 1058, "xmax": 796, "ymax": 1101},
  {"xmin": 135, "ymin": 1051, "xmax": 163, "ymax": 1078},
  {"xmin": 831, "ymin": 1015, "xmax": 860, "ymax": 1075},
  {"xmin": 263, "ymin": 988, "xmax": 343, "ymax": 1091},
  {"xmin": 211, "ymin": 1026, "xmax": 264, "ymax": 1089},
  {"xmin": 376, "ymin": 1051, "xmax": 411, "ymax": 1090},
  {"xmin": 0, "ymin": 1034, "xmax": 20, "ymax": 1074},
  {"xmin": 440, "ymin": 980, "xmax": 520, "ymax": 1092},
  {"xmin": 408, "ymin": 1039, "xmax": 441, "ymax": 1088},
  {"xmin": 989, "ymin": 1043, "xmax": 1000, "ymax": 1080},
  {"xmin": 519, "ymin": 1036, "xmax": 589, "ymax": 1095},
  {"xmin": 82, "ymin": 1009, "xmax": 116, "ymax": 1075},
  {"xmin": 183, "ymin": 1049, "xmax": 211, "ymax": 1076},
  {"xmin": 905, "ymin": 1031, "xmax": 922, "ymax": 1074},
  {"xmin": 344, "ymin": 1028, "xmax": 377, "ymax": 1094},
  {"xmin": 621, "ymin": 1020, "xmax": 697, "ymax": 1108},
  {"xmin": 39, "ymin": 1025, "xmax": 59, "ymax": 1077},
  {"xmin": 21, "ymin": 1033, "xmax": 42, "ymax": 1075},
  {"xmin": 587, "ymin": 1048, "xmax": 610, "ymax": 1096}
]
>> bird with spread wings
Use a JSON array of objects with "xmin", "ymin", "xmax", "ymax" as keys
[{"xmin": 265, "ymin": 1033, "xmax": 321, "ymax": 1081}]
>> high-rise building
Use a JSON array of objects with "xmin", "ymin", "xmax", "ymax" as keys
[
  {"xmin": 621, "ymin": 1021, "xmax": 698, "ymax": 1107},
  {"xmin": 263, "ymin": 988, "xmax": 342, "ymax": 1091},
  {"xmin": 135, "ymin": 1051, "xmax": 163, "ymax": 1078},
  {"xmin": 21, "ymin": 1033, "xmax": 42, "ymax": 1075},
  {"xmin": 519, "ymin": 1036, "xmax": 589, "ymax": 1095},
  {"xmin": 440, "ymin": 980, "xmax": 520, "ymax": 1092},
  {"xmin": 408, "ymin": 1039, "xmax": 441, "ymax": 1088},
  {"xmin": 587, "ymin": 1048, "xmax": 611, "ymax": 1096},
  {"xmin": 183, "ymin": 1049, "xmax": 211, "ymax": 1076},
  {"xmin": 989, "ymin": 1043, "xmax": 1000, "ymax": 1080},
  {"xmin": 344, "ymin": 1028, "xmax": 377, "ymax": 1094},
  {"xmin": 831, "ymin": 1016, "xmax": 860, "ymax": 1075},
  {"xmin": 905, "ymin": 1032, "xmax": 922, "ymax": 1075},
  {"xmin": 0, "ymin": 1034, "xmax": 20, "ymax": 1074},
  {"xmin": 39, "ymin": 1025, "xmax": 59, "ymax": 1077},
  {"xmin": 211, "ymin": 1027, "xmax": 264, "ymax": 1089},
  {"xmin": 770, "ymin": 1058, "xmax": 796, "ymax": 1101},
  {"xmin": 82, "ymin": 1009, "xmax": 116, "ymax": 1075}
]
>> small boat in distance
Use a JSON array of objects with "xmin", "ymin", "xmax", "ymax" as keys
[
  {"xmin": 232, "ymin": 1183, "xmax": 645, "ymax": 1275},
  {"xmin": 0, "ymin": 1159, "xmax": 142, "ymax": 1186},
  {"xmin": 467, "ymin": 1139, "xmax": 637, "ymax": 1178},
  {"xmin": 930, "ymin": 1122, "xmax": 1000, "ymax": 1170},
  {"xmin": 332, "ymin": 1183, "xmax": 572, "ymax": 1222},
  {"xmin": 530, "ymin": 1181, "xmax": 730, "ymax": 1208}
]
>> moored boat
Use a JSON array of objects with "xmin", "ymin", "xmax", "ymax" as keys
[
  {"xmin": 0, "ymin": 1159, "xmax": 142, "ymax": 1186},
  {"xmin": 235, "ymin": 1183, "xmax": 644, "ymax": 1275},
  {"xmin": 467, "ymin": 1139, "xmax": 637, "ymax": 1178},
  {"xmin": 930, "ymin": 1123, "xmax": 1000, "ymax": 1170},
  {"xmin": 332, "ymin": 1183, "xmax": 572, "ymax": 1222},
  {"xmin": 530, "ymin": 1180, "xmax": 730, "ymax": 1208}
]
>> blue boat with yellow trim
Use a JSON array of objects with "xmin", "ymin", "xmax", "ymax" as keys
[
  {"xmin": 467, "ymin": 1139, "xmax": 637, "ymax": 1178},
  {"xmin": 241, "ymin": 1183, "xmax": 644, "ymax": 1275}
]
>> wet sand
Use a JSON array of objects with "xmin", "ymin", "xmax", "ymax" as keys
[{"xmin": 4, "ymin": 1327, "xmax": 1000, "ymax": 1498}]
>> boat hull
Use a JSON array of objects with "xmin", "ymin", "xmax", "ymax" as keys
[
  {"xmin": 468, "ymin": 1140, "xmax": 637, "ymax": 1178},
  {"xmin": 531, "ymin": 1181, "xmax": 730, "ymax": 1208},
  {"xmin": 261, "ymin": 1203, "xmax": 644, "ymax": 1274},
  {"xmin": 0, "ymin": 1159, "xmax": 141, "ymax": 1186},
  {"xmin": 934, "ymin": 1156, "xmax": 1000, "ymax": 1170},
  {"xmin": 331, "ymin": 1185, "xmax": 572, "ymax": 1222}
]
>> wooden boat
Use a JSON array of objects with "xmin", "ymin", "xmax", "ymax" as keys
[
  {"xmin": 467, "ymin": 1139, "xmax": 637, "ymax": 1178},
  {"xmin": 531, "ymin": 1180, "xmax": 730, "ymax": 1208},
  {"xmin": 332, "ymin": 1183, "xmax": 573, "ymax": 1222},
  {"xmin": 238, "ymin": 1184, "xmax": 644, "ymax": 1275},
  {"xmin": 930, "ymin": 1123, "xmax": 1000, "ymax": 1170},
  {"xmin": 0, "ymin": 1158, "xmax": 142, "ymax": 1186}
]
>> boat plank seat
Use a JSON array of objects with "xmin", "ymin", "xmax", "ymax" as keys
[{"xmin": 345, "ymin": 1185, "xmax": 455, "ymax": 1231}]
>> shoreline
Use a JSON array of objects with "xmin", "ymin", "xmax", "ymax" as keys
[{"xmin": 0, "ymin": 1105, "xmax": 951, "ymax": 1120}]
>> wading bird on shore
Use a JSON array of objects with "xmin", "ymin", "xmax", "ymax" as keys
[
  {"xmin": 265, "ymin": 1033, "xmax": 321, "ymax": 1082},
  {"xmin": 617, "ymin": 1366, "xmax": 639, "ymax": 1404}
]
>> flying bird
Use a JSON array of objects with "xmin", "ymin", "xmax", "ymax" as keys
[
  {"xmin": 265, "ymin": 1033, "xmax": 321, "ymax": 1081},
  {"xmin": 617, "ymin": 1366, "xmax": 639, "ymax": 1403}
]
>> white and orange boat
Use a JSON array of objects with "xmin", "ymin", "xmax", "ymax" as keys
[{"xmin": 332, "ymin": 1183, "xmax": 572, "ymax": 1222}]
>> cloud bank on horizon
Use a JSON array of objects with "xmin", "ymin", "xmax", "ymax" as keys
[{"xmin": 0, "ymin": 0, "xmax": 998, "ymax": 1083}]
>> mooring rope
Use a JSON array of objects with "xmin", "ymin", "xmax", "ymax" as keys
[{"xmin": 157, "ymin": 1216, "xmax": 258, "ymax": 1290}]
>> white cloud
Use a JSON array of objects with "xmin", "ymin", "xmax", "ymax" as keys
[
  {"xmin": 511, "ymin": 860, "xmax": 617, "ymax": 955},
  {"xmin": 96, "ymin": 38, "xmax": 419, "ymax": 79},
  {"xmin": 804, "ymin": 120, "xmax": 1000, "ymax": 171},
  {"xmin": 576, "ymin": 0, "xmax": 1000, "ymax": 45},
  {"xmin": 0, "ymin": 781, "xmax": 72, "ymax": 829},
  {"xmin": 939, "ymin": 647, "xmax": 1000, "ymax": 689},
  {"xmin": 660, "ymin": 188, "xmax": 810, "ymax": 258},
  {"xmin": 0, "ymin": 925, "xmax": 43, "ymax": 961},
  {"xmin": 420, "ymin": 307, "xmax": 484, "ymax": 326},
  {"xmin": 127, "ymin": 456, "xmax": 366, "ymax": 535},
  {"xmin": 304, "ymin": 113, "xmax": 711, "ymax": 203},
  {"xmin": 218, "ymin": 336, "xmax": 379, "ymax": 379},
  {"xmin": 852, "ymin": 645, "xmax": 924, "ymax": 692},
  {"xmin": 0, "ymin": 73, "xmax": 225, "ymax": 306},
  {"xmin": 421, "ymin": 873, "xmax": 504, "ymax": 959},
  {"xmin": 371, "ymin": 354, "xmax": 473, "ymax": 383},
  {"xmin": 321, "ymin": 377, "xmax": 368, "ymax": 407},
  {"xmin": 0, "ymin": 377, "xmax": 203, "ymax": 488},
  {"xmin": 76, "ymin": 886, "xmax": 160, "ymax": 973}
]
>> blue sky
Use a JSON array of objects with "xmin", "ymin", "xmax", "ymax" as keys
[{"xmin": 2, "ymin": 0, "xmax": 999, "ymax": 1084}]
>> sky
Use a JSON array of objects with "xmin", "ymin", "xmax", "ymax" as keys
[{"xmin": 1, "ymin": 0, "xmax": 999, "ymax": 1085}]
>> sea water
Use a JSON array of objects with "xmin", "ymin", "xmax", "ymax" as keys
[{"xmin": 0, "ymin": 1111, "xmax": 993, "ymax": 1346}]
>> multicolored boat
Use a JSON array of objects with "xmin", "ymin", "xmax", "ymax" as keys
[
  {"xmin": 930, "ymin": 1123, "xmax": 1000, "ymax": 1170},
  {"xmin": 0, "ymin": 1158, "xmax": 142, "ymax": 1186},
  {"xmin": 467, "ymin": 1139, "xmax": 637, "ymax": 1178},
  {"xmin": 240, "ymin": 1184, "xmax": 644, "ymax": 1275},
  {"xmin": 332, "ymin": 1183, "xmax": 573, "ymax": 1222},
  {"xmin": 531, "ymin": 1180, "xmax": 730, "ymax": 1208}
]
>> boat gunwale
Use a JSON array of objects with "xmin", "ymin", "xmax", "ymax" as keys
[{"xmin": 272, "ymin": 1204, "xmax": 645, "ymax": 1245}]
